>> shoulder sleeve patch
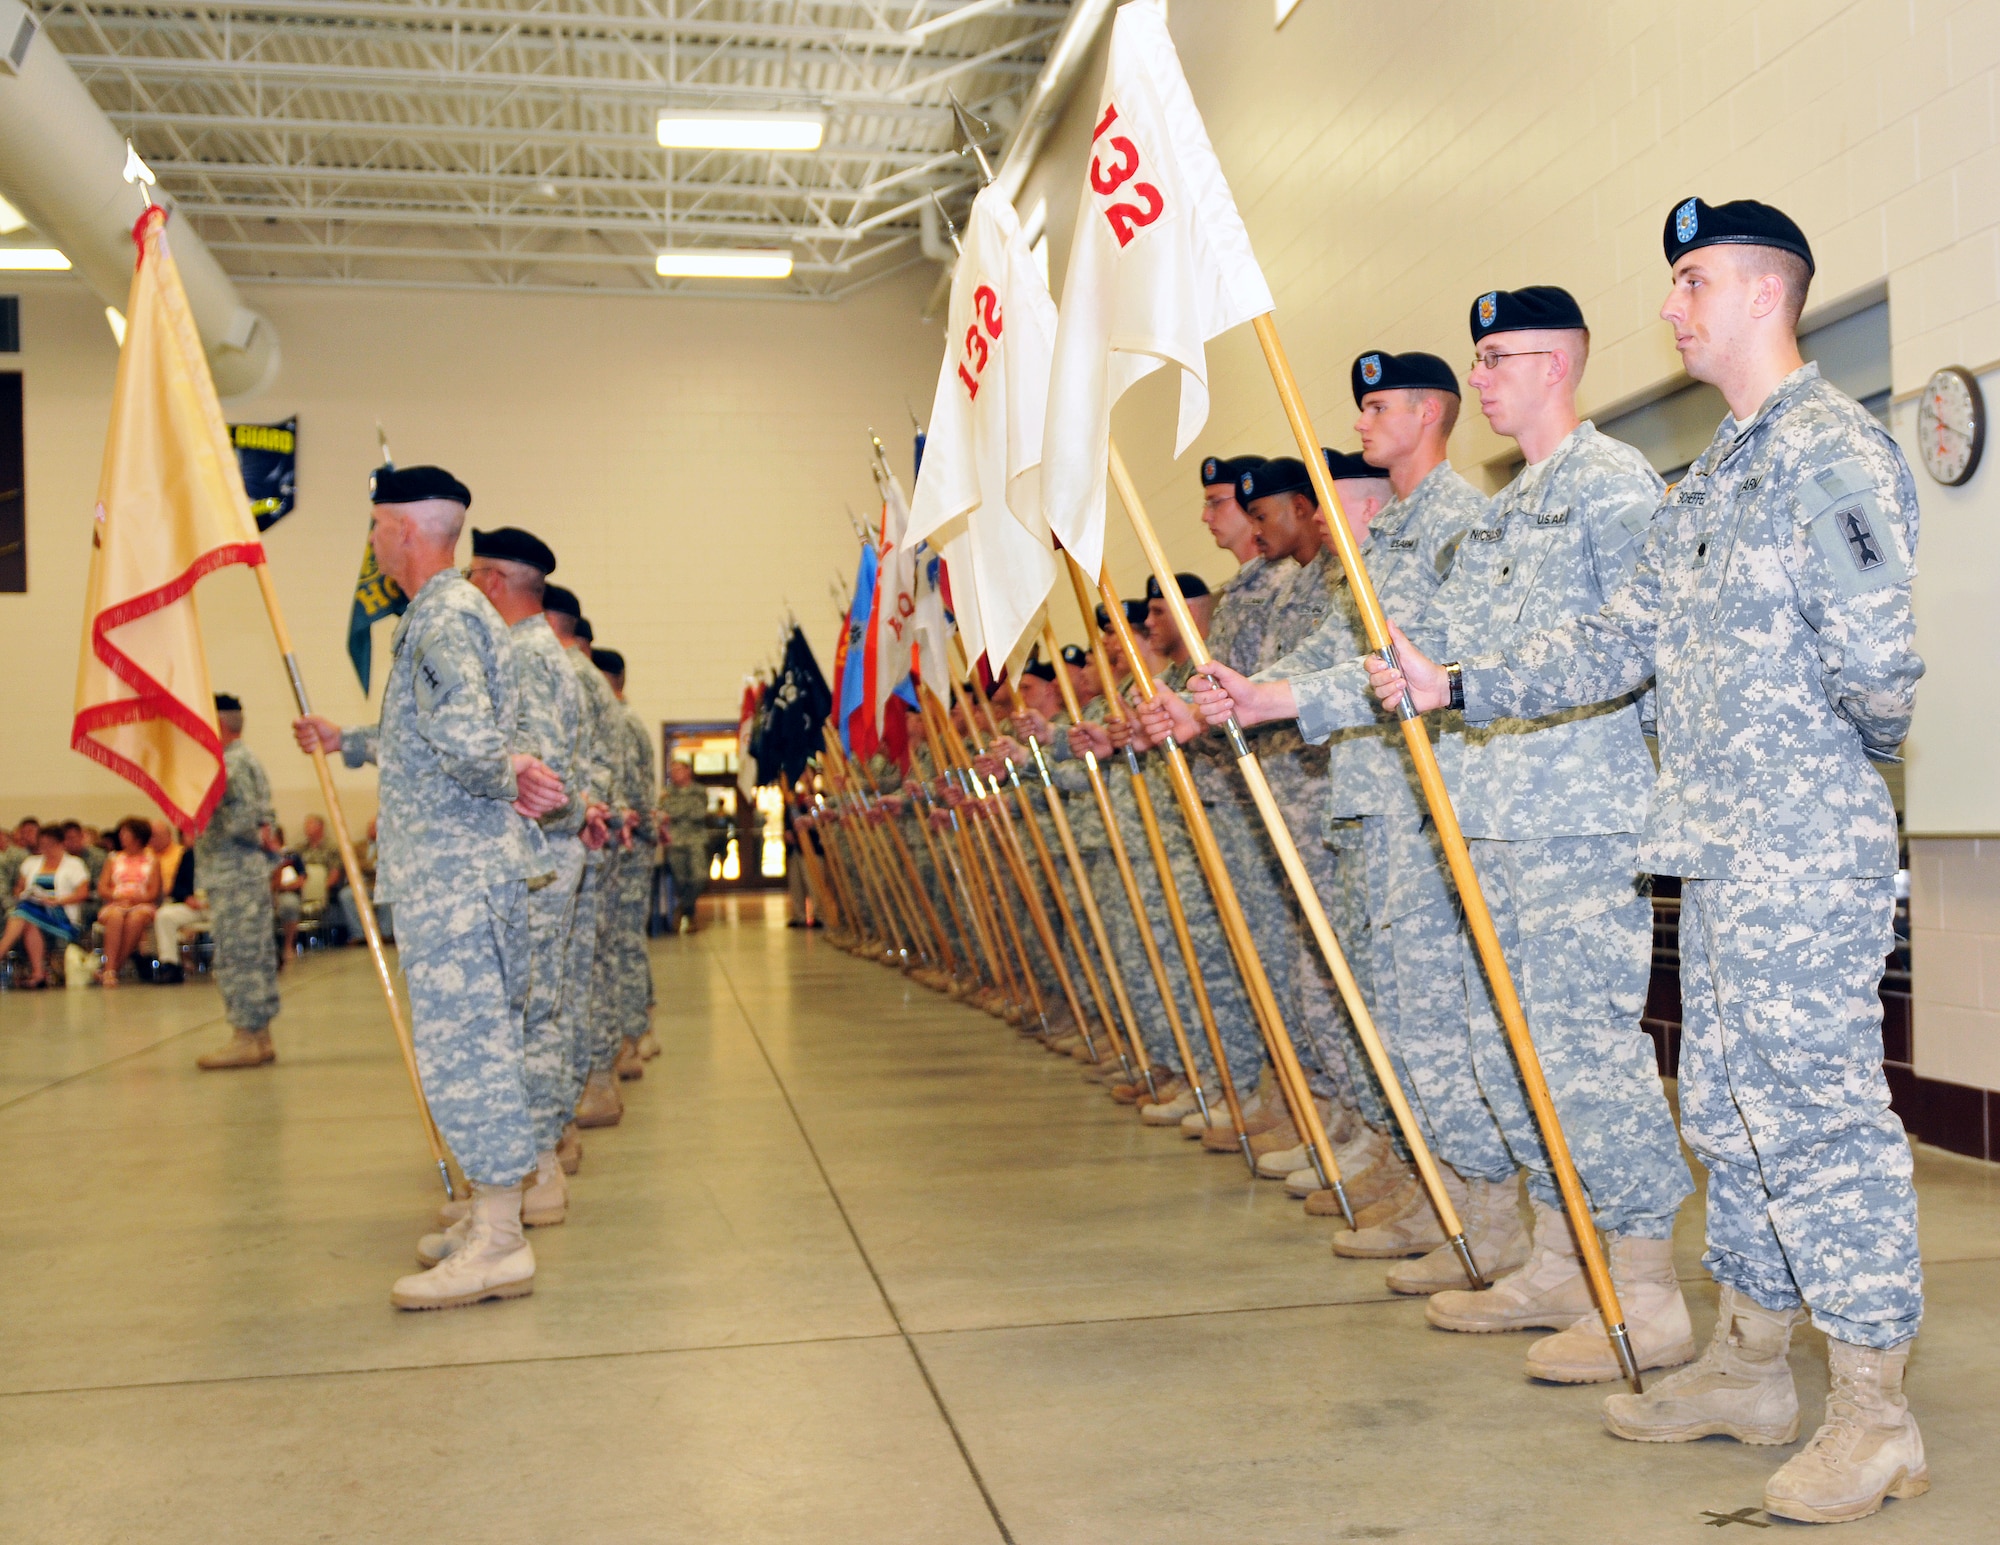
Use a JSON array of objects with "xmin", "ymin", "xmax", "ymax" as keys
[
  {"xmin": 411, "ymin": 633, "xmax": 467, "ymax": 714},
  {"xmin": 1808, "ymin": 490, "xmax": 1910, "ymax": 597}
]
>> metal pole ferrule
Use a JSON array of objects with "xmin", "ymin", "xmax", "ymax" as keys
[
  {"xmin": 1448, "ymin": 1234, "xmax": 1487, "ymax": 1291},
  {"xmin": 1608, "ymin": 1322, "xmax": 1643, "ymax": 1394}
]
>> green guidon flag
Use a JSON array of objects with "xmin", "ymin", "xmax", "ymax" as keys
[{"xmin": 346, "ymin": 539, "xmax": 406, "ymax": 694}]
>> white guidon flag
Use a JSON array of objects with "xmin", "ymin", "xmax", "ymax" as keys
[
  {"xmin": 905, "ymin": 183, "xmax": 1060, "ymax": 674},
  {"xmin": 874, "ymin": 464, "xmax": 918, "ymax": 733},
  {"xmin": 1040, "ymin": 0, "xmax": 1275, "ymax": 583}
]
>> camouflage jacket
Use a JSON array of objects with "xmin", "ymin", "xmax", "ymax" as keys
[
  {"xmin": 616, "ymin": 707, "xmax": 659, "ymax": 845},
  {"xmin": 1275, "ymin": 461, "xmax": 1484, "ymax": 818},
  {"xmin": 1189, "ymin": 556, "xmax": 1288, "ymax": 799},
  {"xmin": 1250, "ymin": 548, "xmax": 1336, "ymax": 811},
  {"xmin": 566, "ymin": 643, "xmax": 622, "ymax": 810},
  {"xmin": 341, "ymin": 570, "xmax": 539, "ymax": 904},
  {"xmin": 1275, "ymin": 423, "xmax": 1662, "ymax": 841},
  {"xmin": 509, "ymin": 615, "xmax": 587, "ymax": 839},
  {"xmin": 659, "ymin": 785, "xmax": 710, "ymax": 848},
  {"xmin": 197, "ymin": 739, "xmax": 275, "ymax": 864},
  {"xmin": 1461, "ymin": 364, "xmax": 1920, "ymax": 879}
]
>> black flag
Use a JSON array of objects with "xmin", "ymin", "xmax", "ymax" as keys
[{"xmin": 761, "ymin": 627, "xmax": 833, "ymax": 785}]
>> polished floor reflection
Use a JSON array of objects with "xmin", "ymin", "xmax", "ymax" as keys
[{"xmin": 2, "ymin": 895, "xmax": 1994, "ymax": 1542}]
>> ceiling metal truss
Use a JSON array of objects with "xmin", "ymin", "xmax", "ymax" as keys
[{"xmin": 39, "ymin": 1, "xmax": 1068, "ymax": 298}]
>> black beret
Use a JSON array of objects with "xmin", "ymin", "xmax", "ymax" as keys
[
  {"xmin": 213, "ymin": 693, "xmax": 242, "ymax": 713},
  {"xmin": 574, "ymin": 617, "xmax": 595, "ymax": 643},
  {"xmin": 590, "ymin": 648, "xmax": 625, "ymax": 675},
  {"xmin": 1324, "ymin": 448, "xmax": 1384, "ymax": 482},
  {"xmin": 370, "ymin": 463, "xmax": 471, "ymax": 509},
  {"xmin": 1060, "ymin": 644, "xmax": 1089, "ymax": 668},
  {"xmin": 1020, "ymin": 655, "xmax": 1057, "ymax": 682},
  {"xmin": 1352, "ymin": 350, "xmax": 1459, "ymax": 405},
  {"xmin": 1663, "ymin": 196, "xmax": 1814, "ymax": 276},
  {"xmin": 1238, "ymin": 457, "xmax": 1316, "ymax": 507},
  {"xmin": 470, "ymin": 526, "xmax": 556, "ymax": 575},
  {"xmin": 1469, "ymin": 285, "xmax": 1586, "ymax": 340},
  {"xmin": 541, "ymin": 584, "xmax": 581, "ymax": 619},
  {"xmin": 1200, "ymin": 453, "xmax": 1268, "ymax": 489},
  {"xmin": 1093, "ymin": 600, "xmax": 1152, "ymax": 632},
  {"xmin": 1145, "ymin": 571, "xmax": 1211, "ymax": 600}
]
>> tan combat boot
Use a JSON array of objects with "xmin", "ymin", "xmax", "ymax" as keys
[
  {"xmin": 1140, "ymin": 1088, "xmax": 1200, "ymax": 1126},
  {"xmin": 1603, "ymin": 1286, "xmax": 1801, "ymax": 1444},
  {"xmin": 392, "ymin": 1181, "xmax": 536, "ymax": 1310},
  {"xmin": 1427, "ymin": 1197, "xmax": 1594, "ymax": 1334},
  {"xmin": 1256, "ymin": 1142, "xmax": 1312, "ymax": 1179},
  {"xmin": 615, "ymin": 1038, "xmax": 645, "ymax": 1080},
  {"xmin": 574, "ymin": 1069, "xmax": 624, "ymax": 1128},
  {"xmin": 522, "ymin": 1150, "xmax": 569, "ymax": 1226},
  {"xmin": 415, "ymin": 1212, "xmax": 471, "ymax": 1268},
  {"xmin": 1294, "ymin": 1126, "xmax": 1394, "ymax": 1198},
  {"xmin": 1526, "ymin": 1232, "xmax": 1696, "ymax": 1382},
  {"xmin": 1387, "ymin": 1173, "xmax": 1531, "ymax": 1295},
  {"xmin": 556, "ymin": 1124, "xmax": 583, "ymax": 1175},
  {"xmin": 197, "ymin": 1029, "xmax": 275, "ymax": 1070},
  {"xmin": 1334, "ymin": 1167, "xmax": 1468, "ymax": 1261},
  {"xmin": 1761, "ymin": 1339, "xmax": 1928, "ymax": 1525}
]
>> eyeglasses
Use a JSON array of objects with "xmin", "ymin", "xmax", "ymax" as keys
[
  {"xmin": 1470, "ymin": 349, "xmax": 1556, "ymax": 372},
  {"xmin": 1202, "ymin": 494, "xmax": 1239, "ymax": 511}
]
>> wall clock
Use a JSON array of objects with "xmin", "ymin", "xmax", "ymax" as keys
[{"xmin": 1916, "ymin": 365, "xmax": 1984, "ymax": 486}]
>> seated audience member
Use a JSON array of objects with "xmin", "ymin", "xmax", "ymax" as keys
[
  {"xmin": 152, "ymin": 838, "xmax": 204, "ymax": 982},
  {"xmin": 2, "ymin": 829, "xmax": 94, "ymax": 987},
  {"xmin": 64, "ymin": 823, "xmax": 106, "ymax": 933},
  {"xmin": 268, "ymin": 826, "xmax": 305, "ymax": 967},
  {"xmin": 335, "ymin": 817, "xmax": 391, "ymax": 944},
  {"xmin": 96, "ymin": 817, "xmax": 162, "ymax": 987},
  {"xmin": 297, "ymin": 813, "xmax": 344, "ymax": 939},
  {"xmin": 150, "ymin": 822, "xmax": 185, "ymax": 898},
  {"xmin": 0, "ymin": 821, "xmax": 29, "ymax": 904}
]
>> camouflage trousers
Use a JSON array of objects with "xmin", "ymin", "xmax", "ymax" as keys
[
  {"xmin": 1159, "ymin": 795, "xmax": 1264, "ymax": 1094},
  {"xmin": 607, "ymin": 852, "xmax": 655, "ymax": 1048},
  {"xmin": 1461, "ymin": 834, "xmax": 1692, "ymax": 1237},
  {"xmin": 1679, "ymin": 877, "xmax": 1921, "ymax": 1348},
  {"xmin": 565, "ymin": 849, "xmax": 607, "ymax": 1099},
  {"xmin": 397, "ymin": 879, "xmax": 536, "ymax": 1186},
  {"xmin": 206, "ymin": 855, "xmax": 279, "ymax": 1032},
  {"xmin": 666, "ymin": 843, "xmax": 706, "ymax": 922},
  {"xmin": 1313, "ymin": 822, "xmax": 1389, "ymax": 1129},
  {"xmin": 1102, "ymin": 776, "xmax": 1203, "ymax": 1076},
  {"xmin": 1206, "ymin": 785, "xmax": 1306, "ymax": 1079},
  {"xmin": 588, "ymin": 849, "xmax": 626, "ymax": 1072},
  {"xmin": 523, "ymin": 837, "xmax": 585, "ymax": 1154}
]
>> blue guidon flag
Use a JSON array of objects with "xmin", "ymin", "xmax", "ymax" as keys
[
  {"xmin": 1675, "ymin": 198, "xmax": 1699, "ymax": 243},
  {"xmin": 1360, "ymin": 354, "xmax": 1383, "ymax": 386}
]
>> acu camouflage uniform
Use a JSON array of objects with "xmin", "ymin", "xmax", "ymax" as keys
[
  {"xmin": 1462, "ymin": 365, "xmax": 1924, "ymax": 1346},
  {"xmin": 196, "ymin": 738, "xmax": 280, "ymax": 1033},
  {"xmin": 342, "ymin": 570, "xmax": 541, "ymax": 1186},
  {"xmin": 660, "ymin": 779, "xmax": 711, "ymax": 924},
  {"xmin": 1271, "ymin": 461, "xmax": 1495, "ymax": 1168},
  {"xmin": 594, "ymin": 704, "xmax": 657, "ymax": 1060},
  {"xmin": 1286, "ymin": 424, "xmax": 1693, "ymax": 1236},
  {"xmin": 510, "ymin": 615, "xmax": 588, "ymax": 1155},
  {"xmin": 565, "ymin": 646, "xmax": 623, "ymax": 1079}
]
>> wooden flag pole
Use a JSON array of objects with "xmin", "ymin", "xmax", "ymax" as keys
[
  {"xmin": 1091, "ymin": 564, "xmax": 1336, "ymax": 1197},
  {"xmin": 1247, "ymin": 320, "xmax": 1632, "ymax": 1355},
  {"xmin": 251, "ymin": 564, "xmax": 456, "ymax": 1199},
  {"xmin": 1107, "ymin": 440, "xmax": 1491, "ymax": 1286},
  {"xmin": 825, "ymin": 732, "xmax": 937, "ymax": 970},
  {"xmin": 920, "ymin": 682, "xmax": 1056, "ymax": 1035},
  {"xmin": 950, "ymin": 640, "xmax": 1130, "ymax": 1077},
  {"xmin": 1056, "ymin": 596, "xmax": 1224, "ymax": 1128},
  {"xmin": 899, "ymin": 764, "xmax": 979, "ymax": 989},
  {"xmin": 819, "ymin": 729, "xmax": 913, "ymax": 961},
  {"xmin": 911, "ymin": 696, "xmax": 1017, "ymax": 1005},
  {"xmin": 808, "ymin": 781, "xmax": 868, "ymax": 948}
]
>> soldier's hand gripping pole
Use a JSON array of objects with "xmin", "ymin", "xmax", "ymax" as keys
[
  {"xmin": 1248, "ymin": 318, "xmax": 1634, "ymax": 1371},
  {"xmin": 911, "ymin": 691, "xmax": 1019, "ymax": 1008},
  {"xmin": 1060, "ymin": 561, "xmax": 1229, "ymax": 1130},
  {"xmin": 254, "ymin": 564, "xmax": 457, "ymax": 1200},
  {"xmin": 1107, "ymin": 444, "xmax": 1480, "ymax": 1278},
  {"xmin": 1093, "ymin": 560, "xmax": 1329, "ymax": 1194},
  {"xmin": 950, "ymin": 638, "xmax": 1130, "ymax": 1078}
]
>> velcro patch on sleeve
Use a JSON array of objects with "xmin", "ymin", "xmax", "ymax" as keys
[
  {"xmin": 1808, "ymin": 490, "xmax": 1909, "ymax": 596},
  {"xmin": 412, "ymin": 640, "xmax": 465, "ymax": 713}
]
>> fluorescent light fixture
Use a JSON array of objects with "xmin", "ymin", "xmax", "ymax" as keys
[
  {"xmin": 0, "ymin": 247, "xmax": 69, "ymax": 270},
  {"xmin": 656, "ymin": 249, "xmax": 793, "ymax": 280},
  {"xmin": 105, "ymin": 307, "xmax": 127, "ymax": 345},
  {"xmin": 0, "ymin": 194, "xmax": 25, "ymax": 235},
  {"xmin": 656, "ymin": 110, "xmax": 824, "ymax": 152}
]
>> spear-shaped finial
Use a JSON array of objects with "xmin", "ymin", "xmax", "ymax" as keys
[
  {"xmin": 376, "ymin": 423, "xmax": 394, "ymax": 470},
  {"xmin": 946, "ymin": 91, "xmax": 995, "ymax": 185}
]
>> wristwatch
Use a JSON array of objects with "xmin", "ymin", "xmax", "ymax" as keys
[{"xmin": 1443, "ymin": 661, "xmax": 1465, "ymax": 712}]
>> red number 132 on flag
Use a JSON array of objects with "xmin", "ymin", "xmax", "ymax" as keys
[
  {"xmin": 1091, "ymin": 103, "xmax": 1165, "ymax": 248},
  {"xmin": 956, "ymin": 284, "xmax": 1004, "ymax": 400}
]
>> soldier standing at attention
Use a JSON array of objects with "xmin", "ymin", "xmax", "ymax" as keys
[
  {"xmin": 592, "ymin": 648, "xmax": 658, "ymax": 1081},
  {"xmin": 1186, "ymin": 288, "xmax": 1694, "ymax": 1381},
  {"xmin": 193, "ymin": 694, "xmax": 282, "ymax": 1070},
  {"xmin": 660, "ymin": 758, "xmax": 710, "ymax": 933},
  {"xmin": 1370, "ymin": 200, "xmax": 1928, "ymax": 1527},
  {"xmin": 294, "ymin": 466, "xmax": 566, "ymax": 1311}
]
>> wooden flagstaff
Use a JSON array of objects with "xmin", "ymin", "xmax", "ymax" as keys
[
  {"xmin": 886, "ymin": 795, "xmax": 960, "ymax": 982},
  {"xmin": 1248, "ymin": 328, "xmax": 1639, "ymax": 1360},
  {"xmin": 1107, "ymin": 441, "xmax": 1496, "ymax": 1290},
  {"xmin": 820, "ymin": 728, "xmax": 915, "ymax": 962},
  {"xmin": 919, "ymin": 682, "xmax": 1054, "ymax": 1033},
  {"xmin": 900, "ymin": 767, "xmax": 978, "ymax": 991},
  {"xmin": 910, "ymin": 696, "xmax": 1015, "ymax": 1004},
  {"xmin": 251, "ymin": 564, "xmax": 456, "ymax": 1199},
  {"xmin": 791, "ymin": 789, "xmax": 841, "ymax": 934},
  {"xmin": 949, "ymin": 639, "xmax": 1127, "ymax": 1076},
  {"xmin": 831, "ymin": 728, "xmax": 959, "ymax": 979},
  {"xmin": 808, "ymin": 781, "xmax": 868, "ymax": 949},
  {"xmin": 831, "ymin": 733, "xmax": 941, "ymax": 972},
  {"xmin": 812, "ymin": 743, "xmax": 885, "ymax": 953},
  {"xmin": 1062, "ymin": 559, "xmax": 1234, "ymax": 1129},
  {"xmin": 1038, "ymin": 613, "xmax": 1213, "ymax": 1113},
  {"xmin": 950, "ymin": 662, "xmax": 1105, "ymax": 1057}
]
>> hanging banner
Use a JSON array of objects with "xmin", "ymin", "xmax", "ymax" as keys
[{"xmin": 229, "ymin": 417, "xmax": 298, "ymax": 530}]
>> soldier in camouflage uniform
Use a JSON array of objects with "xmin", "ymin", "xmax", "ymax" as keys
[
  {"xmin": 194, "ymin": 695, "xmax": 282, "ymax": 1070},
  {"xmin": 592, "ymin": 649, "xmax": 658, "ymax": 1083},
  {"xmin": 1191, "ymin": 291, "xmax": 1695, "ymax": 1373},
  {"xmin": 296, "ymin": 465, "xmax": 567, "ymax": 1311},
  {"xmin": 660, "ymin": 758, "xmax": 710, "ymax": 932},
  {"xmin": 1376, "ymin": 202, "xmax": 1928, "ymax": 1524},
  {"xmin": 462, "ymin": 528, "xmax": 585, "ymax": 1232}
]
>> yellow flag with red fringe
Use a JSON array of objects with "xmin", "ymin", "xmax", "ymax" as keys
[{"xmin": 71, "ymin": 205, "xmax": 266, "ymax": 832}]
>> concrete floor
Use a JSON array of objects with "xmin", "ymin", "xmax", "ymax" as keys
[{"xmin": 1, "ymin": 894, "xmax": 1994, "ymax": 1543}]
